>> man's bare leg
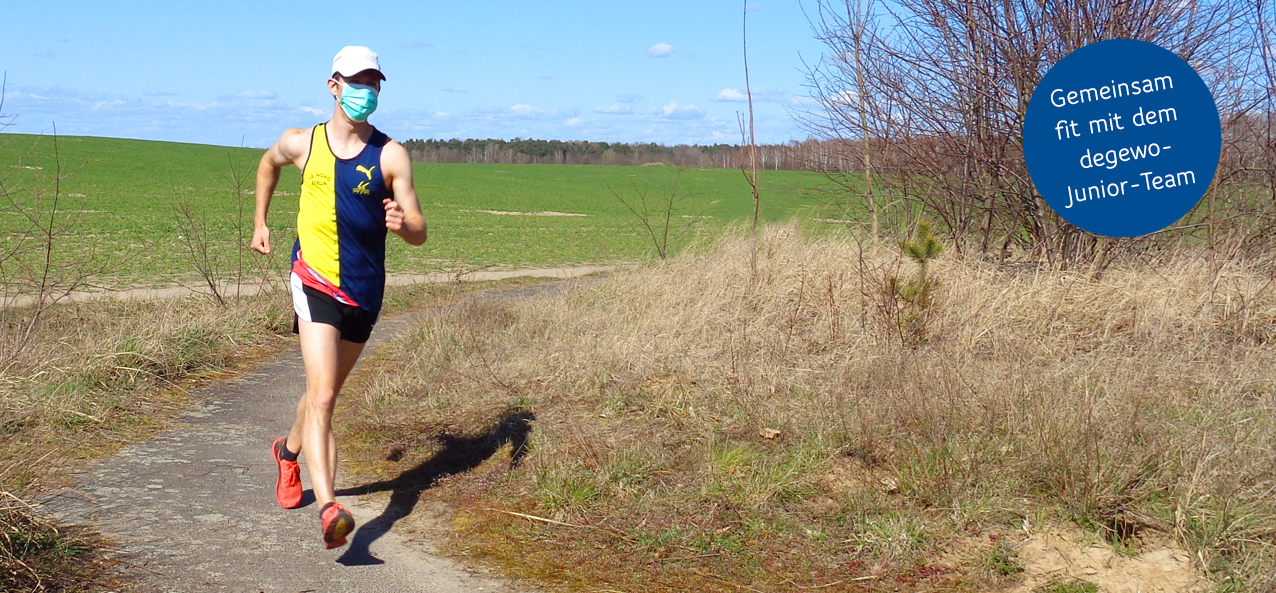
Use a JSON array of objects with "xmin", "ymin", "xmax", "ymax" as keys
[{"xmin": 285, "ymin": 320, "xmax": 366, "ymax": 506}]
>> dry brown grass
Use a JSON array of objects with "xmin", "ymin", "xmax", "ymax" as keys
[
  {"xmin": 0, "ymin": 293, "xmax": 293, "ymax": 491},
  {"xmin": 0, "ymin": 291, "xmax": 292, "ymax": 591},
  {"xmin": 342, "ymin": 224, "xmax": 1276, "ymax": 592}
]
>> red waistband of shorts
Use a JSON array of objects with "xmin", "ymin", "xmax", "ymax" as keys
[{"xmin": 291, "ymin": 253, "xmax": 359, "ymax": 308}]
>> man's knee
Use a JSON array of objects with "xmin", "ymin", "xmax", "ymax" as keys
[{"xmin": 305, "ymin": 387, "xmax": 338, "ymax": 415}]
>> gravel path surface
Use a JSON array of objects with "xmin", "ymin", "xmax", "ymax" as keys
[{"xmin": 39, "ymin": 281, "xmax": 583, "ymax": 592}]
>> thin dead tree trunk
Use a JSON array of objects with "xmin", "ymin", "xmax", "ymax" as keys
[{"xmin": 743, "ymin": 0, "xmax": 761, "ymax": 230}]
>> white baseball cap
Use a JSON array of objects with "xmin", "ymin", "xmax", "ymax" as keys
[{"xmin": 332, "ymin": 46, "xmax": 386, "ymax": 81}]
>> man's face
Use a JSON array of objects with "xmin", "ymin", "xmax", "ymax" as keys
[{"xmin": 329, "ymin": 69, "xmax": 382, "ymax": 96}]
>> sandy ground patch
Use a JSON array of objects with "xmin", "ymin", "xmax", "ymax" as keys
[{"xmin": 1011, "ymin": 528, "xmax": 1210, "ymax": 593}]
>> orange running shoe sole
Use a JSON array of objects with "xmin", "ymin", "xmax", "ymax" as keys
[{"xmin": 322, "ymin": 502, "xmax": 356, "ymax": 549}]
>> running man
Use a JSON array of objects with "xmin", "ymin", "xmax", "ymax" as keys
[{"xmin": 252, "ymin": 46, "xmax": 427, "ymax": 549}]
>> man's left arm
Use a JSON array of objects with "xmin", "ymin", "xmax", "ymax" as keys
[{"xmin": 381, "ymin": 141, "xmax": 427, "ymax": 245}]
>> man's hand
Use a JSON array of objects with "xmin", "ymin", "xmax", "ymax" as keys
[
  {"xmin": 253, "ymin": 126, "xmax": 308, "ymax": 257},
  {"xmin": 251, "ymin": 225, "xmax": 271, "ymax": 254},
  {"xmin": 380, "ymin": 141, "xmax": 427, "ymax": 245},
  {"xmin": 384, "ymin": 198, "xmax": 406, "ymax": 233}
]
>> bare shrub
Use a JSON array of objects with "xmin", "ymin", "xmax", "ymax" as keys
[
  {"xmin": 606, "ymin": 169, "xmax": 707, "ymax": 260},
  {"xmin": 0, "ymin": 130, "xmax": 112, "ymax": 364},
  {"xmin": 171, "ymin": 156, "xmax": 287, "ymax": 305},
  {"xmin": 803, "ymin": 0, "xmax": 1272, "ymax": 265}
]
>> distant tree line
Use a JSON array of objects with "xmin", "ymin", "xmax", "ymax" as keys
[{"xmin": 400, "ymin": 137, "xmax": 842, "ymax": 171}]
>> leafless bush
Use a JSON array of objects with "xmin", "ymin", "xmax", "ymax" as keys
[
  {"xmin": 606, "ymin": 169, "xmax": 706, "ymax": 260},
  {"xmin": 803, "ymin": 0, "xmax": 1273, "ymax": 266},
  {"xmin": 171, "ymin": 155, "xmax": 285, "ymax": 306},
  {"xmin": 0, "ymin": 128, "xmax": 112, "ymax": 365},
  {"xmin": 0, "ymin": 73, "xmax": 15, "ymax": 133}
]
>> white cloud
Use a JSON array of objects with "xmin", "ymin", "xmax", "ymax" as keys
[
  {"xmin": 717, "ymin": 88, "xmax": 788, "ymax": 103},
  {"xmin": 593, "ymin": 103, "xmax": 632, "ymax": 114},
  {"xmin": 1, "ymin": 81, "xmax": 808, "ymax": 149},
  {"xmin": 834, "ymin": 89, "xmax": 860, "ymax": 105},
  {"xmin": 234, "ymin": 90, "xmax": 276, "ymax": 99},
  {"xmin": 654, "ymin": 101, "xmax": 704, "ymax": 120},
  {"xmin": 646, "ymin": 42, "xmax": 674, "ymax": 58},
  {"xmin": 510, "ymin": 104, "xmax": 544, "ymax": 117}
]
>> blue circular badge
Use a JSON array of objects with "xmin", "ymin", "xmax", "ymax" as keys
[{"xmin": 1023, "ymin": 39, "xmax": 1221, "ymax": 238}]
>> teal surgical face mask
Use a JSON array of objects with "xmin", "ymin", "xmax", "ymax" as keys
[{"xmin": 338, "ymin": 81, "xmax": 378, "ymax": 122}]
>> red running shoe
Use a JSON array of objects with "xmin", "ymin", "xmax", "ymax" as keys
[
  {"xmin": 272, "ymin": 438, "xmax": 303, "ymax": 509},
  {"xmin": 320, "ymin": 502, "xmax": 356, "ymax": 549}
]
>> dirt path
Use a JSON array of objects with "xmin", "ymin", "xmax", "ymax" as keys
[
  {"xmin": 37, "ymin": 281, "xmax": 585, "ymax": 592},
  {"xmin": 19, "ymin": 265, "xmax": 613, "ymax": 306}
]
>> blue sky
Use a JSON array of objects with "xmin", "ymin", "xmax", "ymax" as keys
[{"xmin": 0, "ymin": 1, "xmax": 829, "ymax": 148}]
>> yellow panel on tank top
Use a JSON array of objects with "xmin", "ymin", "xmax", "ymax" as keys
[{"xmin": 297, "ymin": 124, "xmax": 341, "ymax": 286}]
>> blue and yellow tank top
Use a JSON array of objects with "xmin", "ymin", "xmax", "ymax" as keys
[{"xmin": 291, "ymin": 122, "xmax": 394, "ymax": 314}]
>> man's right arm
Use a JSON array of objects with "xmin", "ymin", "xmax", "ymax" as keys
[{"xmin": 252, "ymin": 128, "xmax": 308, "ymax": 254}]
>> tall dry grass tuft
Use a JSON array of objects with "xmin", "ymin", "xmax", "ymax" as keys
[
  {"xmin": 0, "ymin": 290, "xmax": 291, "ymax": 590},
  {"xmin": 348, "ymin": 224, "xmax": 1276, "ymax": 589},
  {"xmin": 0, "ymin": 292, "xmax": 292, "ymax": 492}
]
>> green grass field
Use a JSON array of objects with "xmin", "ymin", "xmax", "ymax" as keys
[{"xmin": 0, "ymin": 133, "xmax": 831, "ymax": 286}]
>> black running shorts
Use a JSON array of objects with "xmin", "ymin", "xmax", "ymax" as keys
[{"xmin": 290, "ymin": 273, "xmax": 378, "ymax": 344}]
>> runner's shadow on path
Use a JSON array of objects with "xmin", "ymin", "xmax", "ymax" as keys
[{"xmin": 333, "ymin": 410, "xmax": 535, "ymax": 566}]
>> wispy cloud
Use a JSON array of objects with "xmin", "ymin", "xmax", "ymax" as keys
[
  {"xmin": 593, "ymin": 103, "xmax": 633, "ymax": 115},
  {"xmin": 143, "ymin": 91, "xmax": 178, "ymax": 97},
  {"xmin": 34, "ymin": 51, "xmax": 54, "ymax": 59},
  {"xmin": 716, "ymin": 88, "xmax": 787, "ymax": 103},
  {"xmin": 402, "ymin": 40, "xmax": 434, "ymax": 51},
  {"xmin": 232, "ymin": 90, "xmax": 275, "ymax": 100},
  {"xmin": 440, "ymin": 88, "xmax": 468, "ymax": 94},
  {"xmin": 510, "ymin": 104, "xmax": 544, "ymax": 117},
  {"xmin": 652, "ymin": 101, "xmax": 704, "ymax": 120},
  {"xmin": 3, "ymin": 85, "xmax": 312, "ymax": 147},
  {"xmin": 832, "ymin": 89, "xmax": 859, "ymax": 105},
  {"xmin": 2, "ymin": 82, "xmax": 803, "ymax": 148},
  {"xmin": 646, "ymin": 42, "xmax": 674, "ymax": 58}
]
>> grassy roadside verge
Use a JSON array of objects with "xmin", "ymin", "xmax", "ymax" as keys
[
  {"xmin": 0, "ymin": 292, "xmax": 293, "ymax": 590},
  {"xmin": 0, "ymin": 278, "xmax": 554, "ymax": 591},
  {"xmin": 338, "ymin": 225, "xmax": 1276, "ymax": 592}
]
